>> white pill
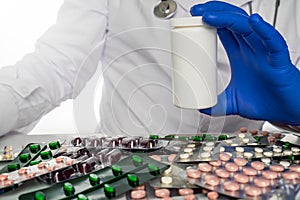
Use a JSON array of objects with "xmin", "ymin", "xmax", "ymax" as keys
[
  {"xmin": 291, "ymin": 147, "xmax": 300, "ymax": 153},
  {"xmin": 263, "ymin": 151, "xmax": 273, "ymax": 157},
  {"xmin": 187, "ymin": 144, "xmax": 196, "ymax": 148},
  {"xmin": 261, "ymin": 157, "xmax": 271, "ymax": 164},
  {"xmin": 203, "ymin": 146, "xmax": 214, "ymax": 152},
  {"xmin": 283, "ymin": 150, "xmax": 293, "ymax": 156},
  {"xmin": 180, "ymin": 153, "xmax": 189, "ymax": 160},
  {"xmin": 231, "ymin": 143, "xmax": 239, "ymax": 147},
  {"xmin": 280, "ymin": 161, "xmax": 290, "ymax": 168},
  {"xmin": 273, "ymin": 148, "xmax": 282, "ymax": 153},
  {"xmin": 184, "ymin": 148, "xmax": 193, "ymax": 154},
  {"xmin": 225, "ymin": 140, "xmax": 233, "ymax": 144},
  {"xmin": 242, "ymin": 138, "xmax": 250, "ymax": 144},
  {"xmin": 248, "ymin": 143, "xmax": 259, "ymax": 146},
  {"xmin": 205, "ymin": 142, "xmax": 215, "ymax": 147},
  {"xmin": 235, "ymin": 147, "xmax": 244, "ymax": 153},
  {"xmin": 201, "ymin": 152, "xmax": 211, "ymax": 158},
  {"xmin": 238, "ymin": 133, "xmax": 246, "ymax": 138},
  {"xmin": 220, "ymin": 147, "xmax": 225, "ymax": 152},
  {"xmin": 254, "ymin": 147, "xmax": 263, "ymax": 153},
  {"xmin": 244, "ymin": 152, "xmax": 254, "ymax": 158},
  {"xmin": 161, "ymin": 176, "xmax": 173, "ymax": 185}
]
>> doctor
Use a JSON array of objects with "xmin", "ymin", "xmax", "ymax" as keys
[{"xmin": 0, "ymin": 0, "xmax": 299, "ymax": 137}]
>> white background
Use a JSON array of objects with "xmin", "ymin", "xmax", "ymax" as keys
[{"xmin": 0, "ymin": 0, "xmax": 102, "ymax": 134}]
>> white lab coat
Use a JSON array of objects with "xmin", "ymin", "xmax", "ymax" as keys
[{"xmin": 0, "ymin": 0, "xmax": 299, "ymax": 136}]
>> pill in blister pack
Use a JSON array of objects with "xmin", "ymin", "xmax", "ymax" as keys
[
  {"xmin": 19, "ymin": 154, "xmax": 169, "ymax": 200},
  {"xmin": 173, "ymin": 142, "xmax": 220, "ymax": 163},
  {"xmin": 126, "ymin": 183, "xmax": 211, "ymax": 200},
  {"xmin": 69, "ymin": 136, "xmax": 169, "ymax": 152},
  {"xmin": 221, "ymin": 142, "xmax": 300, "ymax": 162},
  {"xmin": 37, "ymin": 148, "xmax": 123, "ymax": 185},
  {"xmin": 0, "ymin": 156, "xmax": 76, "ymax": 193},
  {"xmin": 149, "ymin": 133, "xmax": 236, "ymax": 142},
  {"xmin": 185, "ymin": 153, "xmax": 300, "ymax": 200},
  {"xmin": 0, "ymin": 145, "xmax": 21, "ymax": 162},
  {"xmin": 0, "ymin": 141, "xmax": 63, "ymax": 174}
]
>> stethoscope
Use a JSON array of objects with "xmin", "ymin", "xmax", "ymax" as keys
[
  {"xmin": 153, "ymin": 0, "xmax": 177, "ymax": 19},
  {"xmin": 154, "ymin": 0, "xmax": 281, "ymax": 28}
]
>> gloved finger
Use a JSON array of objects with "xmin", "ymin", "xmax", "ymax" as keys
[
  {"xmin": 202, "ymin": 12, "xmax": 252, "ymax": 35},
  {"xmin": 249, "ymin": 14, "xmax": 291, "ymax": 67},
  {"xmin": 217, "ymin": 28, "xmax": 241, "ymax": 62},
  {"xmin": 190, "ymin": 1, "xmax": 248, "ymax": 17}
]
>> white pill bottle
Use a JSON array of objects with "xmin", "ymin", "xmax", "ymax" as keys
[{"xmin": 171, "ymin": 16, "xmax": 217, "ymax": 109}]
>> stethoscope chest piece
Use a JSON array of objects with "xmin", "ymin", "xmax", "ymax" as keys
[{"xmin": 154, "ymin": 0, "xmax": 177, "ymax": 19}]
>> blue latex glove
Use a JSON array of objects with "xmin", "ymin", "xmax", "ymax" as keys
[{"xmin": 190, "ymin": 1, "xmax": 300, "ymax": 125}]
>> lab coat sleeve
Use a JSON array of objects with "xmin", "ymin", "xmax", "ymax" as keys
[{"xmin": 0, "ymin": 0, "xmax": 108, "ymax": 136}]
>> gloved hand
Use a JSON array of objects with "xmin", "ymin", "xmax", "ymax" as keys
[{"xmin": 190, "ymin": 1, "xmax": 300, "ymax": 125}]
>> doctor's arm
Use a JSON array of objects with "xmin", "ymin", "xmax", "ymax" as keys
[
  {"xmin": 0, "ymin": 0, "xmax": 108, "ymax": 136},
  {"xmin": 190, "ymin": 1, "xmax": 300, "ymax": 130}
]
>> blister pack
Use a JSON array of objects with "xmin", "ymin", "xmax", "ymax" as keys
[
  {"xmin": 185, "ymin": 153, "xmax": 300, "ymax": 199},
  {"xmin": 0, "ymin": 141, "xmax": 62, "ymax": 174},
  {"xmin": 19, "ymin": 154, "xmax": 169, "ymax": 200},
  {"xmin": 0, "ymin": 156, "xmax": 76, "ymax": 193},
  {"xmin": 69, "ymin": 136, "xmax": 169, "ymax": 152}
]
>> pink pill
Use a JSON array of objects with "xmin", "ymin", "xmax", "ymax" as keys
[
  {"xmin": 219, "ymin": 153, "xmax": 231, "ymax": 162},
  {"xmin": 289, "ymin": 165, "xmax": 300, "ymax": 173},
  {"xmin": 240, "ymin": 127, "xmax": 248, "ymax": 132},
  {"xmin": 186, "ymin": 168, "xmax": 201, "ymax": 179},
  {"xmin": 223, "ymin": 181, "xmax": 240, "ymax": 191},
  {"xmin": 268, "ymin": 136, "xmax": 276, "ymax": 143},
  {"xmin": 4, "ymin": 179, "xmax": 14, "ymax": 186},
  {"xmin": 66, "ymin": 159, "xmax": 75, "ymax": 166},
  {"xmin": 215, "ymin": 169, "xmax": 230, "ymax": 178},
  {"xmin": 269, "ymin": 164, "xmax": 285, "ymax": 172},
  {"xmin": 204, "ymin": 175, "xmax": 220, "ymax": 186},
  {"xmin": 243, "ymin": 167, "xmax": 257, "ymax": 176},
  {"xmin": 234, "ymin": 173, "xmax": 249, "ymax": 184},
  {"xmin": 250, "ymin": 161, "xmax": 265, "ymax": 171},
  {"xmin": 273, "ymin": 133, "xmax": 282, "ymax": 139},
  {"xmin": 207, "ymin": 191, "xmax": 219, "ymax": 200},
  {"xmin": 233, "ymin": 157, "xmax": 248, "ymax": 167},
  {"xmin": 37, "ymin": 162, "xmax": 47, "ymax": 169},
  {"xmin": 209, "ymin": 160, "xmax": 222, "ymax": 167},
  {"xmin": 262, "ymin": 170, "xmax": 278, "ymax": 180},
  {"xmin": 28, "ymin": 172, "xmax": 36, "ymax": 178},
  {"xmin": 155, "ymin": 188, "xmax": 170, "ymax": 198},
  {"xmin": 225, "ymin": 163, "xmax": 239, "ymax": 172},
  {"xmin": 150, "ymin": 155, "xmax": 161, "ymax": 162},
  {"xmin": 254, "ymin": 177, "xmax": 270, "ymax": 187},
  {"xmin": 250, "ymin": 129, "xmax": 258, "ymax": 135},
  {"xmin": 282, "ymin": 171, "xmax": 299, "ymax": 180},
  {"xmin": 55, "ymin": 156, "xmax": 65, "ymax": 163},
  {"xmin": 244, "ymin": 186, "xmax": 262, "ymax": 196},
  {"xmin": 178, "ymin": 188, "xmax": 194, "ymax": 196},
  {"xmin": 131, "ymin": 190, "xmax": 146, "ymax": 199},
  {"xmin": 198, "ymin": 163, "xmax": 212, "ymax": 172},
  {"xmin": 47, "ymin": 165, "xmax": 56, "ymax": 172},
  {"xmin": 0, "ymin": 174, "xmax": 9, "ymax": 181},
  {"xmin": 18, "ymin": 167, "xmax": 29, "ymax": 175},
  {"xmin": 168, "ymin": 154, "xmax": 177, "ymax": 162}
]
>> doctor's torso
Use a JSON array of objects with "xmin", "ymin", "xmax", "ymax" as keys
[{"xmin": 96, "ymin": 0, "xmax": 300, "ymax": 136}]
